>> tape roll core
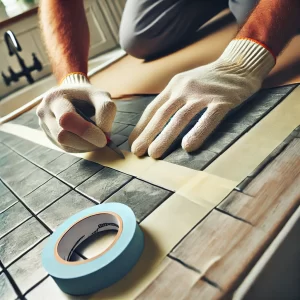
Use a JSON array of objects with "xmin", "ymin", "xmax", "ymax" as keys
[
  {"xmin": 42, "ymin": 203, "xmax": 144, "ymax": 295},
  {"xmin": 55, "ymin": 212, "xmax": 123, "ymax": 265}
]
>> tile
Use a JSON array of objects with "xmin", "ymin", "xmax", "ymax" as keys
[
  {"xmin": 111, "ymin": 122, "xmax": 128, "ymax": 134},
  {"xmin": 38, "ymin": 191, "xmax": 94, "ymax": 230},
  {"xmin": 118, "ymin": 140, "xmax": 131, "ymax": 151},
  {"xmin": 118, "ymin": 125, "xmax": 135, "ymax": 137},
  {"xmin": 0, "ymin": 143, "xmax": 13, "ymax": 159},
  {"xmin": 0, "ymin": 156, "xmax": 41, "ymax": 193},
  {"xmin": 10, "ymin": 110, "xmax": 40, "ymax": 129},
  {"xmin": 227, "ymin": 88, "xmax": 290, "ymax": 126},
  {"xmin": 114, "ymin": 95, "xmax": 154, "ymax": 113},
  {"xmin": 77, "ymin": 168, "xmax": 132, "ymax": 203},
  {"xmin": 26, "ymin": 277, "xmax": 79, "ymax": 300},
  {"xmin": 110, "ymin": 134, "xmax": 128, "ymax": 146},
  {"xmin": 217, "ymin": 122, "xmax": 251, "ymax": 135},
  {"xmin": 0, "ymin": 180, "xmax": 9, "ymax": 197},
  {"xmin": 25, "ymin": 145, "xmax": 63, "ymax": 168},
  {"xmin": 58, "ymin": 159, "xmax": 104, "ymax": 187},
  {"xmin": 0, "ymin": 191, "xmax": 18, "ymax": 213},
  {"xmin": 0, "ymin": 158, "xmax": 37, "ymax": 184},
  {"xmin": 8, "ymin": 239, "xmax": 48, "ymax": 295},
  {"xmin": 114, "ymin": 112, "xmax": 141, "ymax": 125},
  {"xmin": 164, "ymin": 148, "xmax": 217, "ymax": 171},
  {"xmin": 8, "ymin": 168, "xmax": 52, "ymax": 198},
  {"xmin": 23, "ymin": 178, "xmax": 71, "ymax": 214},
  {"xmin": 105, "ymin": 179, "xmax": 172, "ymax": 222},
  {"xmin": 10, "ymin": 139, "xmax": 39, "ymax": 155},
  {"xmin": 0, "ymin": 273, "xmax": 17, "ymax": 300},
  {"xmin": 0, "ymin": 131, "xmax": 24, "ymax": 148},
  {"xmin": 44, "ymin": 154, "xmax": 81, "ymax": 175},
  {"xmin": 202, "ymin": 131, "xmax": 240, "ymax": 154},
  {"xmin": 0, "ymin": 218, "xmax": 49, "ymax": 267},
  {"xmin": 0, "ymin": 202, "xmax": 31, "ymax": 238},
  {"xmin": 0, "ymin": 151, "xmax": 23, "ymax": 170}
]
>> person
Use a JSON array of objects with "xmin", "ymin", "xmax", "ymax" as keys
[{"xmin": 37, "ymin": 0, "xmax": 299, "ymax": 158}]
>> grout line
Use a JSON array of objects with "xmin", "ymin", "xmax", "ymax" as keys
[
  {"xmin": 5, "ymin": 234, "xmax": 50, "ymax": 270},
  {"xmin": 0, "ymin": 215, "xmax": 32, "ymax": 241},
  {"xmin": 169, "ymin": 210, "xmax": 212, "ymax": 254},
  {"xmin": 201, "ymin": 276, "xmax": 222, "ymax": 290},
  {"xmin": 2, "ymin": 140, "xmax": 76, "ymax": 188},
  {"xmin": 73, "ymin": 189, "xmax": 101, "ymax": 205},
  {"xmin": 168, "ymin": 254, "xmax": 201, "ymax": 274},
  {"xmin": 80, "ymin": 175, "xmax": 135, "ymax": 204},
  {"xmin": 49, "ymin": 157, "xmax": 83, "ymax": 177},
  {"xmin": 34, "ymin": 189, "xmax": 74, "ymax": 216},
  {"xmin": 168, "ymin": 254, "xmax": 223, "ymax": 291},
  {"xmin": 24, "ymin": 146, "xmax": 64, "ymax": 166},
  {"xmin": 0, "ymin": 260, "xmax": 23, "ymax": 299},
  {"xmin": 23, "ymin": 275, "xmax": 49, "ymax": 297},
  {"xmin": 215, "ymin": 208, "xmax": 253, "ymax": 225},
  {"xmin": 137, "ymin": 191, "xmax": 174, "ymax": 224},
  {"xmin": 21, "ymin": 177, "xmax": 55, "ymax": 199},
  {"xmin": 0, "ymin": 196, "xmax": 18, "ymax": 214},
  {"xmin": 202, "ymin": 85, "xmax": 298, "ymax": 171},
  {"xmin": 136, "ymin": 177, "xmax": 173, "ymax": 192},
  {"xmin": 0, "ymin": 180, "xmax": 53, "ymax": 233}
]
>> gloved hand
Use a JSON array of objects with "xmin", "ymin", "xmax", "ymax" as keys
[
  {"xmin": 129, "ymin": 39, "xmax": 275, "ymax": 158},
  {"xmin": 37, "ymin": 73, "xmax": 116, "ymax": 152}
]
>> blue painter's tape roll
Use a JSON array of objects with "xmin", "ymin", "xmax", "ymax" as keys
[{"xmin": 42, "ymin": 203, "xmax": 144, "ymax": 296}]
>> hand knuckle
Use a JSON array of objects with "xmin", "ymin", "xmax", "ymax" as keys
[{"xmin": 36, "ymin": 107, "xmax": 45, "ymax": 119}]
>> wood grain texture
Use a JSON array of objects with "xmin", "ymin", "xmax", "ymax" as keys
[
  {"xmin": 170, "ymin": 138, "xmax": 300, "ymax": 298},
  {"xmin": 136, "ymin": 257, "xmax": 221, "ymax": 300},
  {"xmin": 171, "ymin": 210, "xmax": 264, "ymax": 296}
]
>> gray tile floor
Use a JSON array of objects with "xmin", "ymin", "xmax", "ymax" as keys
[{"xmin": 0, "ymin": 84, "xmax": 297, "ymax": 299}]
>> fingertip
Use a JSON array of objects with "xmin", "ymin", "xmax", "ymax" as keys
[
  {"xmin": 59, "ymin": 111, "xmax": 78, "ymax": 129},
  {"xmin": 82, "ymin": 126, "xmax": 107, "ymax": 148},
  {"xmin": 128, "ymin": 128, "xmax": 139, "ymax": 146},
  {"xmin": 182, "ymin": 135, "xmax": 197, "ymax": 153},
  {"xmin": 131, "ymin": 140, "xmax": 147, "ymax": 157},
  {"xmin": 148, "ymin": 143, "xmax": 164, "ymax": 159}
]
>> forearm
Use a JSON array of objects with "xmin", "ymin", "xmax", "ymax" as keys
[
  {"xmin": 39, "ymin": 0, "xmax": 89, "ymax": 82},
  {"xmin": 236, "ymin": 0, "xmax": 300, "ymax": 56}
]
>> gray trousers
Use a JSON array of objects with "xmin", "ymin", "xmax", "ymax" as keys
[{"xmin": 119, "ymin": 0, "xmax": 258, "ymax": 59}]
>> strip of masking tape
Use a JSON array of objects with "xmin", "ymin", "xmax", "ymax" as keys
[
  {"xmin": 0, "ymin": 123, "xmax": 236, "ymax": 194},
  {"xmin": 205, "ymin": 85, "xmax": 300, "ymax": 182}
]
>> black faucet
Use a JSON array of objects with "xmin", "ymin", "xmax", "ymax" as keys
[{"xmin": 1, "ymin": 30, "xmax": 43, "ymax": 86}]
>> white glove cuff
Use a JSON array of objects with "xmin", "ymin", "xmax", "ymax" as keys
[
  {"xmin": 220, "ymin": 38, "xmax": 276, "ymax": 79},
  {"xmin": 60, "ymin": 73, "xmax": 90, "ymax": 86}
]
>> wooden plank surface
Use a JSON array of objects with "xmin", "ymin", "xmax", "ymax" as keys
[
  {"xmin": 167, "ymin": 137, "xmax": 300, "ymax": 299},
  {"xmin": 137, "ymin": 257, "xmax": 221, "ymax": 300}
]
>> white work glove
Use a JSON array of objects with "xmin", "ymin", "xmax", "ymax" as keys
[
  {"xmin": 129, "ymin": 39, "xmax": 275, "ymax": 158},
  {"xmin": 37, "ymin": 73, "xmax": 116, "ymax": 152}
]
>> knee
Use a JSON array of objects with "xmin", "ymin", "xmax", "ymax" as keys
[{"xmin": 119, "ymin": 23, "xmax": 159, "ymax": 59}]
